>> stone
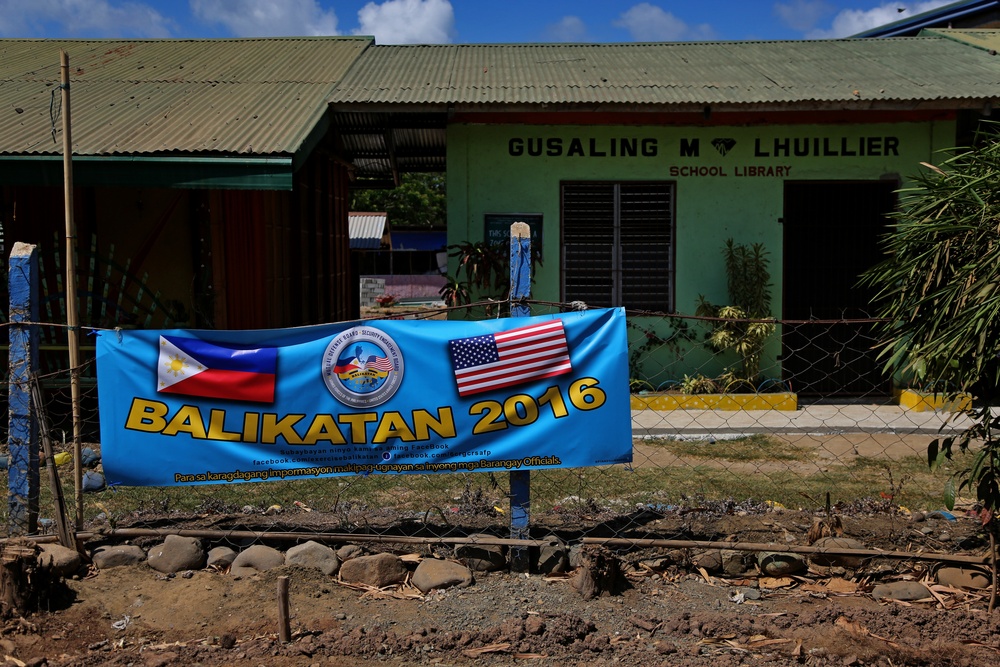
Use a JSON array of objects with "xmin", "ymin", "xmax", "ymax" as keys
[
  {"xmin": 720, "ymin": 550, "xmax": 750, "ymax": 576},
  {"xmin": 757, "ymin": 552, "xmax": 805, "ymax": 576},
  {"xmin": 337, "ymin": 544, "xmax": 364, "ymax": 562},
  {"xmin": 692, "ymin": 551, "xmax": 722, "ymax": 573},
  {"xmin": 286, "ymin": 541, "xmax": 340, "ymax": 576},
  {"xmin": 871, "ymin": 581, "xmax": 932, "ymax": 601},
  {"xmin": 809, "ymin": 537, "xmax": 867, "ymax": 569},
  {"xmin": 147, "ymin": 535, "xmax": 205, "ymax": 574},
  {"xmin": 455, "ymin": 534, "xmax": 506, "ymax": 572},
  {"xmin": 230, "ymin": 545, "xmax": 285, "ymax": 575},
  {"xmin": 411, "ymin": 559, "xmax": 474, "ymax": 593},
  {"xmin": 339, "ymin": 553, "xmax": 407, "ymax": 588},
  {"xmin": 537, "ymin": 536, "xmax": 568, "ymax": 574},
  {"xmin": 207, "ymin": 546, "xmax": 237, "ymax": 569},
  {"xmin": 91, "ymin": 545, "xmax": 146, "ymax": 569},
  {"xmin": 38, "ymin": 544, "xmax": 82, "ymax": 577},
  {"xmin": 936, "ymin": 566, "xmax": 992, "ymax": 590},
  {"xmin": 525, "ymin": 616, "xmax": 546, "ymax": 635}
]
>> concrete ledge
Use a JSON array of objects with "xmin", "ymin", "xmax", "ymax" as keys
[
  {"xmin": 895, "ymin": 389, "xmax": 971, "ymax": 413},
  {"xmin": 630, "ymin": 392, "xmax": 798, "ymax": 411}
]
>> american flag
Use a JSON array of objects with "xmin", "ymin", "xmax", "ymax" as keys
[{"xmin": 448, "ymin": 319, "xmax": 572, "ymax": 397}]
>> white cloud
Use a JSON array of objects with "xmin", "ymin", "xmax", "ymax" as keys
[
  {"xmin": 190, "ymin": 0, "xmax": 339, "ymax": 37},
  {"xmin": 354, "ymin": 0, "xmax": 455, "ymax": 44},
  {"xmin": 545, "ymin": 16, "xmax": 588, "ymax": 43},
  {"xmin": 613, "ymin": 3, "xmax": 716, "ymax": 42},
  {"xmin": 773, "ymin": 0, "xmax": 833, "ymax": 33},
  {"xmin": 807, "ymin": 1, "xmax": 954, "ymax": 39},
  {"xmin": 0, "ymin": 0, "xmax": 174, "ymax": 38}
]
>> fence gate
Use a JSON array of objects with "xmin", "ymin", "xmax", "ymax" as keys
[{"xmin": 781, "ymin": 180, "xmax": 896, "ymax": 397}]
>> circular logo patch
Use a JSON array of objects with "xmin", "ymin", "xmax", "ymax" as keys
[{"xmin": 322, "ymin": 327, "xmax": 404, "ymax": 408}]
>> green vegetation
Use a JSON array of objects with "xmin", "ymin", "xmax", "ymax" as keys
[
  {"xmin": 695, "ymin": 239, "xmax": 777, "ymax": 390},
  {"xmin": 350, "ymin": 173, "xmax": 446, "ymax": 228},
  {"xmin": 862, "ymin": 128, "xmax": 1000, "ymax": 528},
  {"xmin": 16, "ymin": 437, "xmax": 960, "ymax": 534}
]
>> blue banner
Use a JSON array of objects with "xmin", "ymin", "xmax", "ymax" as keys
[{"xmin": 96, "ymin": 308, "xmax": 632, "ymax": 486}]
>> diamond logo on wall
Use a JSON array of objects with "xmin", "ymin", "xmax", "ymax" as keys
[{"xmin": 712, "ymin": 138, "xmax": 737, "ymax": 156}]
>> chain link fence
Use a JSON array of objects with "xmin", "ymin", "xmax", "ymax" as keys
[{"xmin": 0, "ymin": 304, "xmax": 986, "ymax": 577}]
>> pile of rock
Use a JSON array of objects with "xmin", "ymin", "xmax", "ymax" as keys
[{"xmin": 67, "ymin": 532, "xmax": 571, "ymax": 595}]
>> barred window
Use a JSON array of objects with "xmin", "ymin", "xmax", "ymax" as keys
[{"xmin": 561, "ymin": 181, "xmax": 675, "ymax": 312}]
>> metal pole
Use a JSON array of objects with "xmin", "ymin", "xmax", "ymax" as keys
[
  {"xmin": 508, "ymin": 222, "xmax": 531, "ymax": 572},
  {"xmin": 60, "ymin": 50, "xmax": 83, "ymax": 530}
]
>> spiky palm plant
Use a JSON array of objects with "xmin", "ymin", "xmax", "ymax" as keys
[{"xmin": 863, "ymin": 129, "xmax": 1000, "ymax": 609}]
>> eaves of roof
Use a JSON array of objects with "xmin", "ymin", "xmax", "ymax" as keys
[
  {"xmin": 328, "ymin": 37, "xmax": 1000, "ymax": 112},
  {"xmin": 0, "ymin": 37, "xmax": 372, "ymax": 159}
]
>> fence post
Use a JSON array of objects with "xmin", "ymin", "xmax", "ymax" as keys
[
  {"xmin": 7, "ymin": 242, "xmax": 40, "ymax": 535},
  {"xmin": 509, "ymin": 222, "xmax": 531, "ymax": 572}
]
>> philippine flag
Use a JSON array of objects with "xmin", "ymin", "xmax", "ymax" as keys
[
  {"xmin": 448, "ymin": 319, "xmax": 572, "ymax": 397},
  {"xmin": 157, "ymin": 335, "xmax": 278, "ymax": 404}
]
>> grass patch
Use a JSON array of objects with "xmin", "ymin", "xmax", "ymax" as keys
[
  {"xmin": 641, "ymin": 434, "xmax": 812, "ymax": 462},
  {"xmin": 5, "ymin": 448, "xmax": 964, "ymax": 535}
]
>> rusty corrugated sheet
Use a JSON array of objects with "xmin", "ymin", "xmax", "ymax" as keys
[
  {"xmin": 329, "ymin": 36, "xmax": 1000, "ymax": 108},
  {"xmin": 0, "ymin": 37, "xmax": 372, "ymax": 156}
]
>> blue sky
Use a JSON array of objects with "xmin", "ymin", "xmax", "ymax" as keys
[{"xmin": 0, "ymin": 0, "xmax": 957, "ymax": 42}]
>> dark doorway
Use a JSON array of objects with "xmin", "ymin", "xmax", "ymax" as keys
[{"xmin": 782, "ymin": 180, "xmax": 896, "ymax": 397}]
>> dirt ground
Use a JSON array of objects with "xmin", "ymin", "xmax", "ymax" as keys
[{"xmin": 5, "ymin": 505, "xmax": 1000, "ymax": 667}]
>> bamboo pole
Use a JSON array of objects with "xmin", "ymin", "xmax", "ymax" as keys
[
  {"xmin": 8, "ymin": 529, "xmax": 990, "ymax": 567},
  {"xmin": 583, "ymin": 537, "xmax": 990, "ymax": 566},
  {"xmin": 277, "ymin": 576, "xmax": 291, "ymax": 642},
  {"xmin": 59, "ymin": 50, "xmax": 83, "ymax": 531}
]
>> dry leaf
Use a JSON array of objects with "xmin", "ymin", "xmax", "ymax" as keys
[
  {"xmin": 696, "ymin": 567, "xmax": 714, "ymax": 585},
  {"xmin": 759, "ymin": 577, "xmax": 795, "ymax": 589},
  {"xmin": 824, "ymin": 577, "xmax": 858, "ymax": 594},
  {"xmin": 962, "ymin": 640, "xmax": 1000, "ymax": 654},
  {"xmin": 835, "ymin": 616, "xmax": 900, "ymax": 648},
  {"xmin": 462, "ymin": 643, "xmax": 511, "ymax": 657},
  {"xmin": 747, "ymin": 638, "xmax": 792, "ymax": 648}
]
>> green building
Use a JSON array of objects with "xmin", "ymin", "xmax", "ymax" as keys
[{"xmin": 330, "ymin": 30, "xmax": 1000, "ymax": 395}]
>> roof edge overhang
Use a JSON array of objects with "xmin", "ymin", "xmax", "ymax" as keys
[
  {"xmin": 333, "ymin": 99, "xmax": 986, "ymax": 116},
  {"xmin": 0, "ymin": 154, "xmax": 295, "ymax": 190}
]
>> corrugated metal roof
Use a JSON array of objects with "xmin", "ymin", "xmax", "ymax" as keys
[
  {"xmin": 852, "ymin": 0, "xmax": 1000, "ymax": 37},
  {"xmin": 329, "ymin": 37, "xmax": 1000, "ymax": 109},
  {"xmin": 349, "ymin": 211, "xmax": 388, "ymax": 249},
  {"xmin": 0, "ymin": 37, "xmax": 371, "ymax": 156},
  {"xmin": 925, "ymin": 27, "xmax": 1000, "ymax": 51}
]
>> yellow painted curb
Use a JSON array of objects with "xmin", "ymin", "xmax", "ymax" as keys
[
  {"xmin": 895, "ymin": 389, "xmax": 971, "ymax": 413},
  {"xmin": 630, "ymin": 392, "xmax": 798, "ymax": 411}
]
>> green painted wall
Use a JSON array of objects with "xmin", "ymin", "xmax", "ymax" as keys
[
  {"xmin": 446, "ymin": 119, "xmax": 954, "ymax": 386},
  {"xmin": 447, "ymin": 120, "xmax": 954, "ymax": 313}
]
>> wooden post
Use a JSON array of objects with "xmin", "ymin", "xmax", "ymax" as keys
[
  {"xmin": 30, "ymin": 379, "xmax": 75, "ymax": 549},
  {"xmin": 0, "ymin": 539, "xmax": 41, "ymax": 619},
  {"xmin": 508, "ymin": 222, "xmax": 531, "ymax": 572},
  {"xmin": 7, "ymin": 243, "xmax": 40, "ymax": 536},
  {"xmin": 60, "ymin": 50, "xmax": 84, "ymax": 531},
  {"xmin": 277, "ymin": 576, "xmax": 291, "ymax": 642}
]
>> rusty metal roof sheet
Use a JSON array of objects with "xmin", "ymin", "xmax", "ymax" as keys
[
  {"xmin": 0, "ymin": 37, "xmax": 371, "ymax": 156},
  {"xmin": 329, "ymin": 36, "xmax": 1000, "ymax": 109}
]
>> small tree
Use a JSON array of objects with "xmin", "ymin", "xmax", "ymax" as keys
[
  {"xmin": 862, "ymin": 129, "xmax": 1000, "ymax": 609},
  {"xmin": 696, "ymin": 239, "xmax": 775, "ymax": 388}
]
